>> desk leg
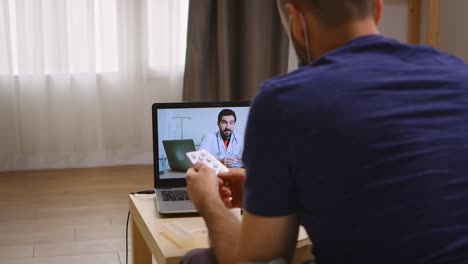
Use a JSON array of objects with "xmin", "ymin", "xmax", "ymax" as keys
[{"xmin": 132, "ymin": 218, "xmax": 152, "ymax": 264}]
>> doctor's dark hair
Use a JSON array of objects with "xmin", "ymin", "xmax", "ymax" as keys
[
  {"xmin": 285, "ymin": 0, "xmax": 375, "ymax": 27},
  {"xmin": 218, "ymin": 109, "xmax": 237, "ymax": 123}
]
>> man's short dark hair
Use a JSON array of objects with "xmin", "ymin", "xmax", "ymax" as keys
[
  {"xmin": 218, "ymin": 109, "xmax": 237, "ymax": 123},
  {"xmin": 290, "ymin": 0, "xmax": 375, "ymax": 27}
]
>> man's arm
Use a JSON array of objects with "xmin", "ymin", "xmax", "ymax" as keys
[
  {"xmin": 187, "ymin": 165, "xmax": 299, "ymax": 264},
  {"xmin": 197, "ymin": 197, "xmax": 242, "ymax": 264},
  {"xmin": 199, "ymin": 205, "xmax": 299, "ymax": 264},
  {"xmin": 238, "ymin": 212, "xmax": 299, "ymax": 263},
  {"xmin": 186, "ymin": 164, "xmax": 241, "ymax": 263}
]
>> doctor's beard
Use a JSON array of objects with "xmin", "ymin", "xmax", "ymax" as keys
[{"xmin": 221, "ymin": 129, "xmax": 232, "ymax": 140}]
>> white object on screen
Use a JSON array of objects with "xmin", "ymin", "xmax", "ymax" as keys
[{"xmin": 186, "ymin": 149, "xmax": 229, "ymax": 175}]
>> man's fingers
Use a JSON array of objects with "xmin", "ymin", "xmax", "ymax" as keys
[
  {"xmin": 220, "ymin": 186, "xmax": 232, "ymax": 197},
  {"xmin": 217, "ymin": 172, "xmax": 232, "ymax": 180},
  {"xmin": 186, "ymin": 168, "xmax": 196, "ymax": 183},
  {"xmin": 229, "ymin": 168, "xmax": 246, "ymax": 175},
  {"xmin": 218, "ymin": 168, "xmax": 246, "ymax": 181},
  {"xmin": 218, "ymin": 178, "xmax": 226, "ymax": 187},
  {"xmin": 222, "ymin": 197, "xmax": 232, "ymax": 208},
  {"xmin": 193, "ymin": 162, "xmax": 207, "ymax": 171}
]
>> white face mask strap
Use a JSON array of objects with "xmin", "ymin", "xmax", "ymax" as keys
[
  {"xmin": 288, "ymin": 12, "xmax": 312, "ymax": 65},
  {"xmin": 298, "ymin": 12, "xmax": 312, "ymax": 64},
  {"xmin": 288, "ymin": 16, "xmax": 293, "ymax": 39}
]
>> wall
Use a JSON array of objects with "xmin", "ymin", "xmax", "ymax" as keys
[
  {"xmin": 413, "ymin": 0, "xmax": 467, "ymax": 62},
  {"xmin": 379, "ymin": 0, "xmax": 408, "ymax": 43},
  {"xmin": 439, "ymin": 0, "xmax": 468, "ymax": 62}
]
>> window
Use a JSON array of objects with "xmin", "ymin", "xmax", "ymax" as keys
[
  {"xmin": 148, "ymin": 0, "xmax": 189, "ymax": 74},
  {"xmin": 0, "ymin": 0, "xmax": 189, "ymax": 75}
]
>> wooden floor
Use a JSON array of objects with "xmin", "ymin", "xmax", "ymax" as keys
[{"xmin": 0, "ymin": 165, "xmax": 154, "ymax": 264}]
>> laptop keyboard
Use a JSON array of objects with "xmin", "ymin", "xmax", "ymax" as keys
[{"xmin": 161, "ymin": 190, "xmax": 190, "ymax": 201}]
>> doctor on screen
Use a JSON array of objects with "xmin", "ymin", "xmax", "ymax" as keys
[{"xmin": 199, "ymin": 109, "xmax": 244, "ymax": 168}]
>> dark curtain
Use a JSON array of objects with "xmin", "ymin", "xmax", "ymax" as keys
[{"xmin": 183, "ymin": 0, "xmax": 289, "ymax": 102}]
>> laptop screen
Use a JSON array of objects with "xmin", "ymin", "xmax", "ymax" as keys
[{"xmin": 152, "ymin": 101, "xmax": 250, "ymax": 187}]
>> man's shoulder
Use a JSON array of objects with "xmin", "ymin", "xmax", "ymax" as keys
[
  {"xmin": 260, "ymin": 36, "xmax": 468, "ymax": 96},
  {"xmin": 263, "ymin": 65, "xmax": 321, "ymax": 86},
  {"xmin": 259, "ymin": 67, "xmax": 323, "ymax": 95},
  {"xmin": 254, "ymin": 35, "xmax": 468, "ymax": 117},
  {"xmin": 257, "ymin": 63, "xmax": 341, "ymax": 104}
]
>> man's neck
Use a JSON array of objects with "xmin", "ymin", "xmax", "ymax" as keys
[{"xmin": 309, "ymin": 18, "xmax": 381, "ymax": 60}]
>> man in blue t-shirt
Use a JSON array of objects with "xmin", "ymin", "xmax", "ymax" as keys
[{"xmin": 183, "ymin": 0, "xmax": 468, "ymax": 264}]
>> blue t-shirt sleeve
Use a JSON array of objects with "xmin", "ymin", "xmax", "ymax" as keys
[{"xmin": 243, "ymin": 83, "xmax": 297, "ymax": 217}]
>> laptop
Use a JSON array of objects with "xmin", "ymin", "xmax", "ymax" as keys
[
  {"xmin": 152, "ymin": 101, "xmax": 250, "ymax": 214},
  {"xmin": 162, "ymin": 139, "xmax": 196, "ymax": 172}
]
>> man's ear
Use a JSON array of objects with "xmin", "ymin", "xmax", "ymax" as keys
[
  {"xmin": 285, "ymin": 3, "xmax": 307, "ymax": 49},
  {"xmin": 374, "ymin": 0, "xmax": 383, "ymax": 25}
]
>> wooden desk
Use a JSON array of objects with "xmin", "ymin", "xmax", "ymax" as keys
[{"xmin": 129, "ymin": 194, "xmax": 313, "ymax": 264}]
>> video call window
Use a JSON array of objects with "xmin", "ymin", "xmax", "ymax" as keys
[{"xmin": 156, "ymin": 106, "xmax": 250, "ymax": 179}]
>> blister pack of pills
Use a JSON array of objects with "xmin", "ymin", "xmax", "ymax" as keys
[{"xmin": 186, "ymin": 149, "xmax": 229, "ymax": 175}]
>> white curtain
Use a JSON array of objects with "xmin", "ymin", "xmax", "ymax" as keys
[{"xmin": 0, "ymin": 0, "xmax": 189, "ymax": 171}]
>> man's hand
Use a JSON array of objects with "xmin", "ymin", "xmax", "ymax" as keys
[
  {"xmin": 186, "ymin": 163, "xmax": 223, "ymax": 214},
  {"xmin": 218, "ymin": 168, "xmax": 246, "ymax": 208}
]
